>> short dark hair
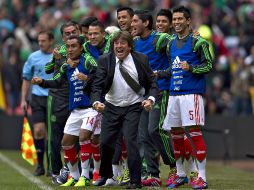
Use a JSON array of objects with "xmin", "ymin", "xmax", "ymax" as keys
[
  {"xmin": 80, "ymin": 16, "xmax": 98, "ymax": 28},
  {"xmin": 134, "ymin": 10, "xmax": 153, "ymax": 30},
  {"xmin": 38, "ymin": 30, "xmax": 54, "ymax": 40},
  {"xmin": 67, "ymin": 35, "xmax": 84, "ymax": 46},
  {"xmin": 157, "ymin": 9, "xmax": 172, "ymax": 23},
  {"xmin": 112, "ymin": 31, "xmax": 133, "ymax": 51},
  {"xmin": 172, "ymin": 6, "xmax": 191, "ymax": 19},
  {"xmin": 60, "ymin": 21, "xmax": 79, "ymax": 35},
  {"xmin": 117, "ymin": 7, "xmax": 134, "ymax": 17},
  {"xmin": 89, "ymin": 20, "xmax": 105, "ymax": 32}
]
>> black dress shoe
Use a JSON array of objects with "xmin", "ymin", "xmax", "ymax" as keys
[
  {"xmin": 126, "ymin": 183, "xmax": 142, "ymax": 189},
  {"xmin": 46, "ymin": 170, "xmax": 52, "ymax": 177},
  {"xmin": 93, "ymin": 177, "xmax": 107, "ymax": 186},
  {"xmin": 33, "ymin": 165, "xmax": 45, "ymax": 176}
]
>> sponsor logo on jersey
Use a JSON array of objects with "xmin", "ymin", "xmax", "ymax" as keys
[
  {"xmin": 70, "ymin": 68, "xmax": 79, "ymax": 81},
  {"xmin": 172, "ymin": 56, "xmax": 181, "ymax": 69}
]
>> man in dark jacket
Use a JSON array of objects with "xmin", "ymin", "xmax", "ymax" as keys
[{"xmin": 91, "ymin": 31, "xmax": 158, "ymax": 189}]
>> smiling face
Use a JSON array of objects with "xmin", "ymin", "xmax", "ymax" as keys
[
  {"xmin": 172, "ymin": 12, "xmax": 190, "ymax": 35},
  {"xmin": 156, "ymin": 15, "xmax": 171, "ymax": 33},
  {"xmin": 117, "ymin": 10, "xmax": 133, "ymax": 32},
  {"xmin": 88, "ymin": 25, "xmax": 105, "ymax": 47},
  {"xmin": 113, "ymin": 37, "xmax": 131, "ymax": 61}
]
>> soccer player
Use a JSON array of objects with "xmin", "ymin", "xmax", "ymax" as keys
[
  {"xmin": 131, "ymin": 10, "xmax": 176, "ymax": 187},
  {"xmin": 45, "ymin": 21, "xmax": 80, "ymax": 74},
  {"xmin": 117, "ymin": 7, "xmax": 134, "ymax": 33},
  {"xmin": 21, "ymin": 30, "xmax": 54, "ymax": 176},
  {"xmin": 45, "ymin": 21, "xmax": 80, "ymax": 184},
  {"xmin": 32, "ymin": 35, "xmax": 99, "ymax": 187},
  {"xmin": 155, "ymin": 8, "xmax": 199, "ymax": 187},
  {"xmin": 80, "ymin": 16, "xmax": 98, "ymax": 41},
  {"xmin": 163, "ymin": 6, "xmax": 213, "ymax": 189},
  {"xmin": 84, "ymin": 20, "xmax": 110, "ymax": 57},
  {"xmin": 156, "ymin": 9, "xmax": 172, "ymax": 34}
]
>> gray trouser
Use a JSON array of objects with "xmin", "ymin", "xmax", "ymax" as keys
[{"xmin": 138, "ymin": 90, "xmax": 175, "ymax": 177}]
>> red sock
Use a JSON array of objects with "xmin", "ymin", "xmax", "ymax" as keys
[
  {"xmin": 170, "ymin": 130, "xmax": 185, "ymax": 160},
  {"xmin": 189, "ymin": 128, "xmax": 207, "ymax": 161},
  {"xmin": 63, "ymin": 145, "xmax": 78, "ymax": 165},
  {"xmin": 184, "ymin": 135, "xmax": 193, "ymax": 160},
  {"xmin": 91, "ymin": 143, "xmax": 100, "ymax": 161},
  {"xmin": 80, "ymin": 140, "xmax": 92, "ymax": 162},
  {"xmin": 121, "ymin": 139, "xmax": 128, "ymax": 160}
]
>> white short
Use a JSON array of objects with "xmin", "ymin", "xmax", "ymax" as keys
[
  {"xmin": 94, "ymin": 113, "xmax": 102, "ymax": 129},
  {"xmin": 163, "ymin": 94, "xmax": 205, "ymax": 131},
  {"xmin": 64, "ymin": 108, "xmax": 101, "ymax": 136}
]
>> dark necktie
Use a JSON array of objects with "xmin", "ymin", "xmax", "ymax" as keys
[{"xmin": 118, "ymin": 60, "xmax": 142, "ymax": 94}]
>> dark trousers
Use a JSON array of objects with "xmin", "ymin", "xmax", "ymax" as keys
[
  {"xmin": 47, "ymin": 95, "xmax": 70, "ymax": 175},
  {"xmin": 31, "ymin": 95, "xmax": 48, "ymax": 168},
  {"xmin": 139, "ymin": 90, "xmax": 175, "ymax": 177},
  {"xmin": 99, "ymin": 102, "xmax": 142, "ymax": 184},
  {"xmin": 112, "ymin": 132, "xmax": 123, "ymax": 165}
]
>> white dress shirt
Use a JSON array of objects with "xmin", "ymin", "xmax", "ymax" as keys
[{"xmin": 105, "ymin": 54, "xmax": 145, "ymax": 107}]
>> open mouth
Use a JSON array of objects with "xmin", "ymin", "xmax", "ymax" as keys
[
  {"xmin": 174, "ymin": 25, "xmax": 181, "ymax": 30},
  {"xmin": 116, "ymin": 49, "xmax": 124, "ymax": 54},
  {"xmin": 157, "ymin": 26, "xmax": 163, "ymax": 31},
  {"xmin": 132, "ymin": 27, "xmax": 137, "ymax": 35},
  {"xmin": 120, "ymin": 23, "xmax": 125, "ymax": 28},
  {"xmin": 116, "ymin": 49, "xmax": 125, "ymax": 57}
]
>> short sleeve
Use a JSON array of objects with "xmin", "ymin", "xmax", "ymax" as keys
[{"xmin": 22, "ymin": 55, "xmax": 33, "ymax": 80}]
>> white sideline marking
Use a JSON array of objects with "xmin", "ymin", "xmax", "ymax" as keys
[{"xmin": 0, "ymin": 152, "xmax": 53, "ymax": 190}]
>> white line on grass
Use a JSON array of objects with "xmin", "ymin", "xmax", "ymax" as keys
[{"xmin": 0, "ymin": 152, "xmax": 53, "ymax": 190}]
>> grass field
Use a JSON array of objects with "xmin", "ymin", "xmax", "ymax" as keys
[{"xmin": 0, "ymin": 150, "xmax": 254, "ymax": 190}]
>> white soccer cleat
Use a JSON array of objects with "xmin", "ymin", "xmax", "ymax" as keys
[{"xmin": 104, "ymin": 177, "xmax": 118, "ymax": 186}]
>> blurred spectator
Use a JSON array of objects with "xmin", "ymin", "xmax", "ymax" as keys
[
  {"xmin": 244, "ymin": 45, "xmax": 254, "ymax": 114},
  {"xmin": 230, "ymin": 55, "xmax": 252, "ymax": 115},
  {"xmin": 244, "ymin": 45, "xmax": 254, "ymax": 66},
  {"xmin": 2, "ymin": 50, "xmax": 22, "ymax": 115}
]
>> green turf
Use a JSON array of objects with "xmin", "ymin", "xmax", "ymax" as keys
[{"xmin": 0, "ymin": 150, "xmax": 254, "ymax": 189}]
